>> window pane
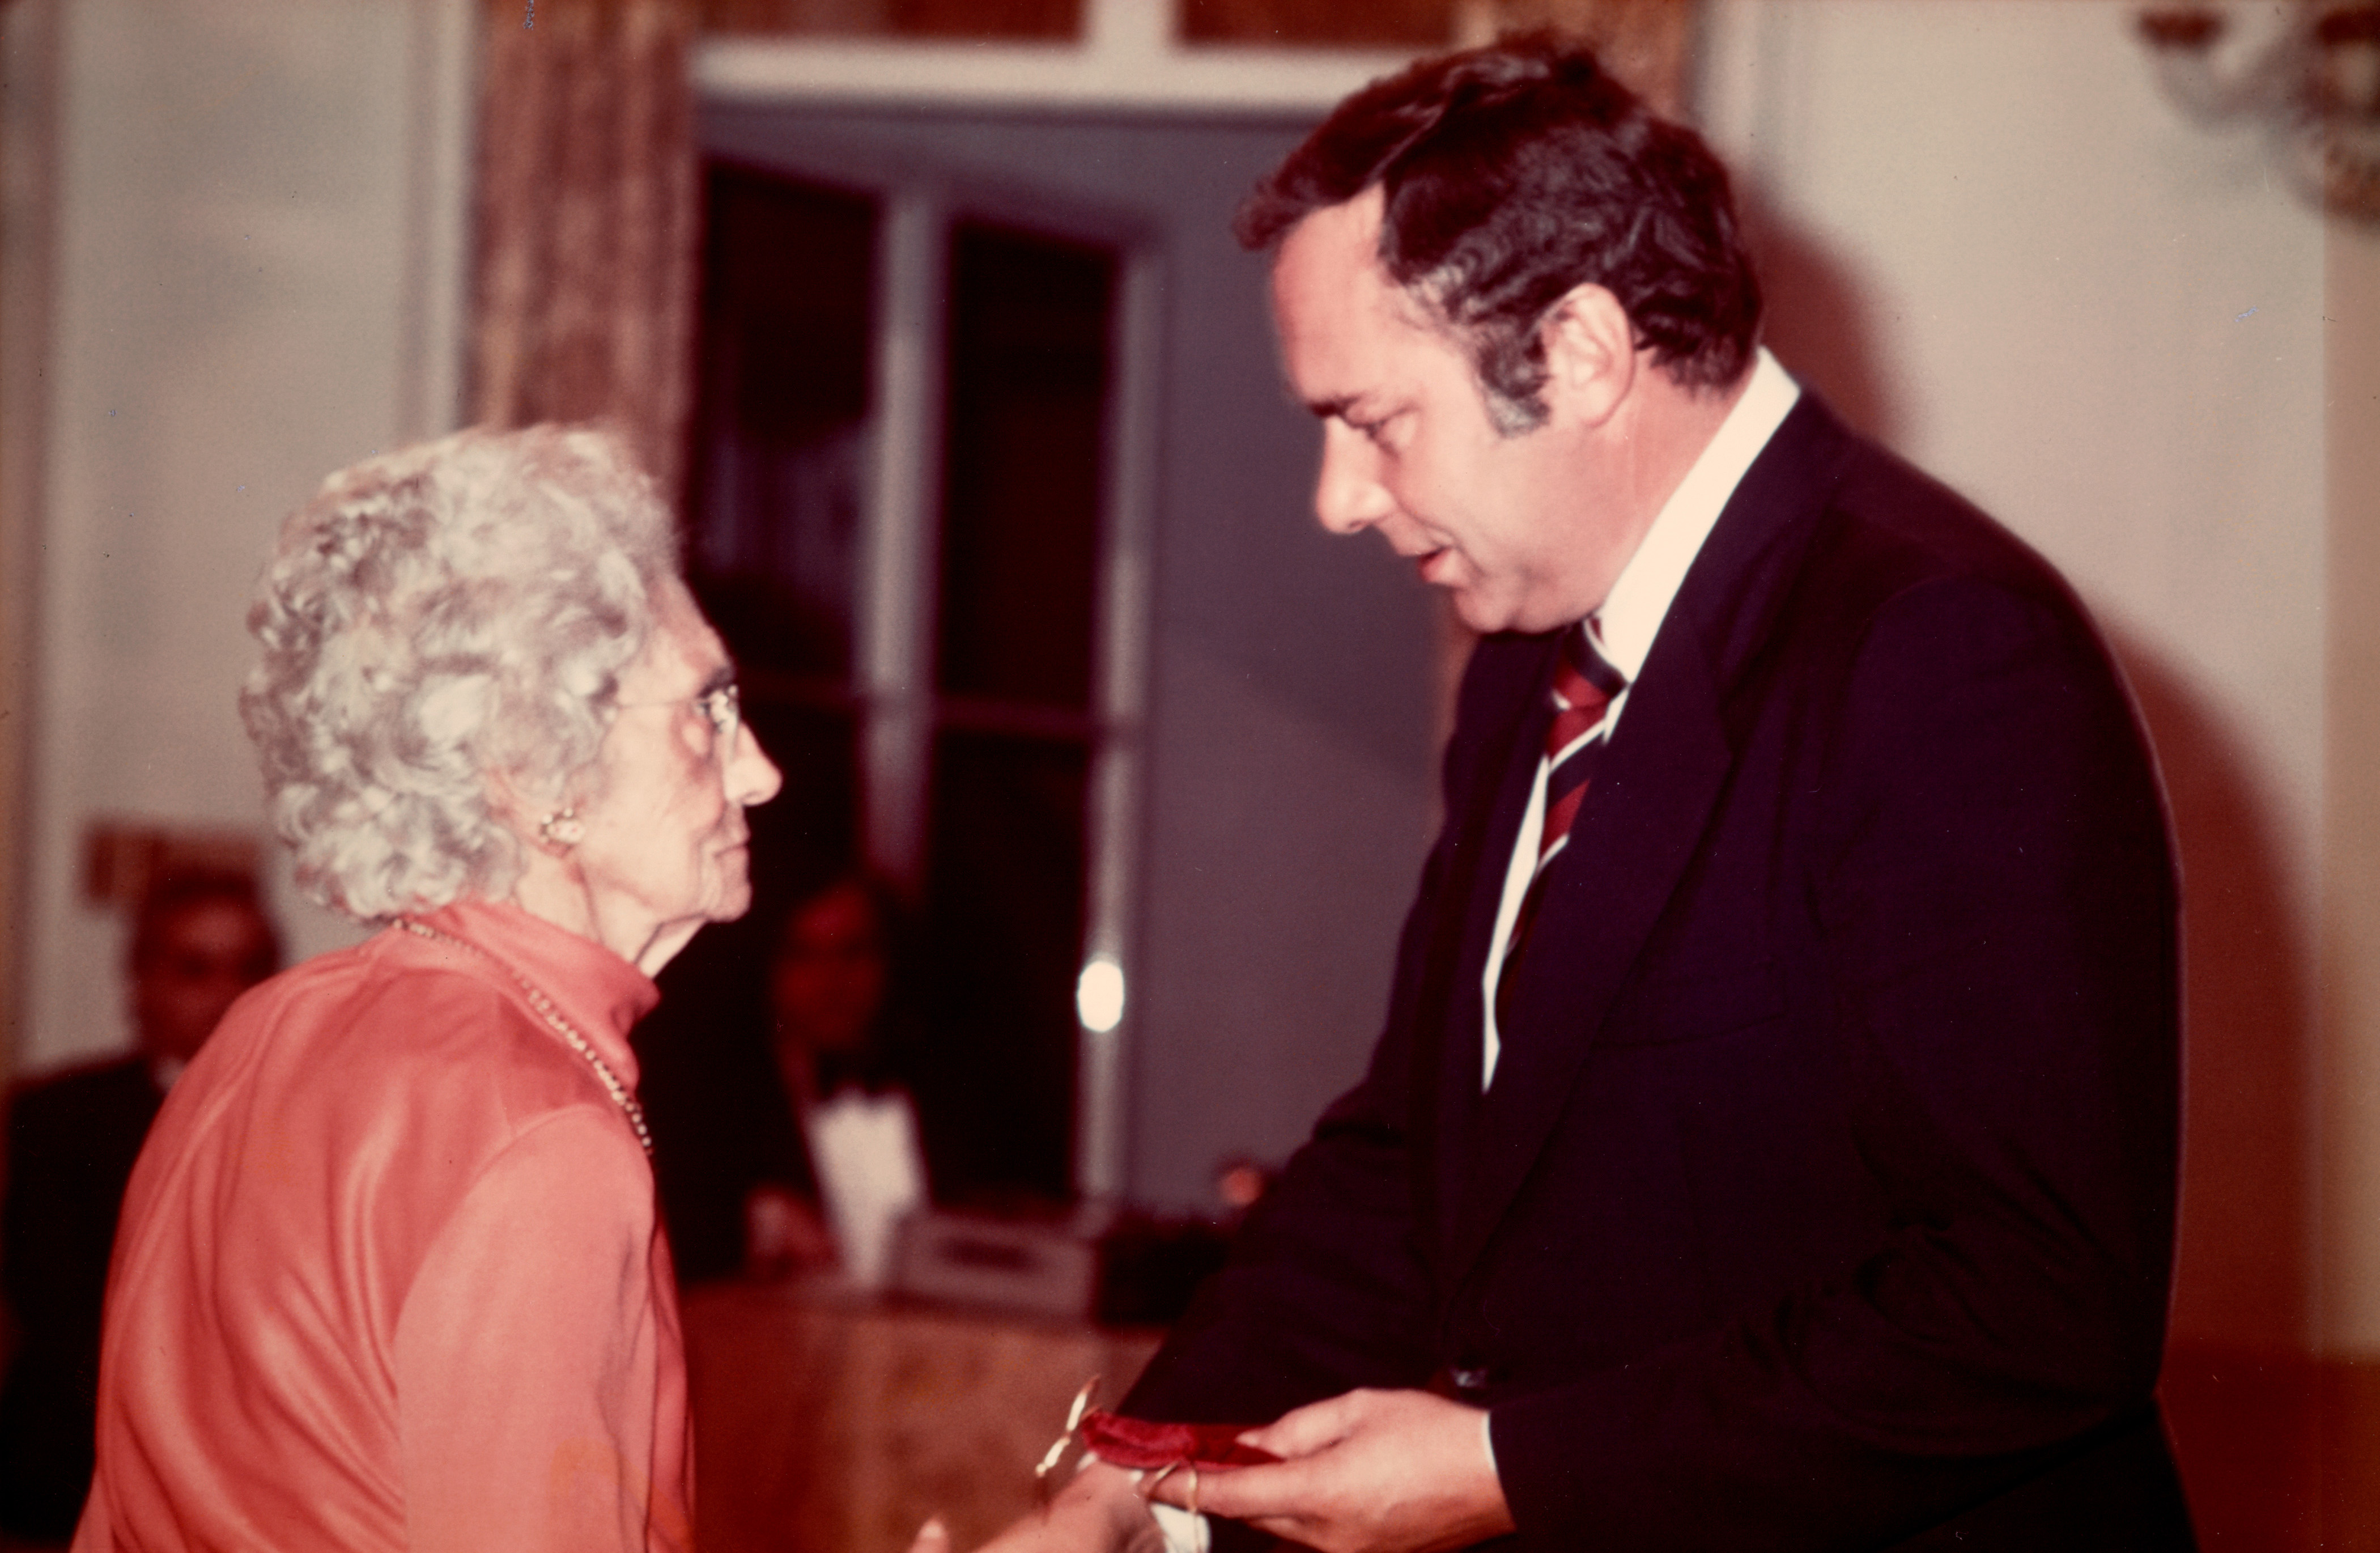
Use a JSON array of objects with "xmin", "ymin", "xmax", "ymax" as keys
[
  {"xmin": 934, "ymin": 221, "xmax": 1112, "ymax": 710},
  {"xmin": 915, "ymin": 727, "xmax": 1087, "ymax": 1202},
  {"xmin": 686, "ymin": 164, "xmax": 877, "ymax": 685}
]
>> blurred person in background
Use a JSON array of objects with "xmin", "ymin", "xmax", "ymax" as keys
[
  {"xmin": 742, "ymin": 871, "xmax": 928, "ymax": 1288},
  {"xmin": 638, "ymin": 867, "xmax": 936, "ymax": 1290},
  {"xmin": 0, "ymin": 872, "xmax": 280, "ymax": 1544},
  {"xmin": 73, "ymin": 423, "xmax": 780, "ymax": 1553}
]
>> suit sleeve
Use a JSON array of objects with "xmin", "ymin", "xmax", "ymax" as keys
[
  {"xmin": 1488, "ymin": 576, "xmax": 2182, "ymax": 1549},
  {"xmin": 393, "ymin": 1108, "xmax": 694, "ymax": 1553},
  {"xmin": 1, "ymin": 1090, "xmax": 83, "ymax": 1336}
]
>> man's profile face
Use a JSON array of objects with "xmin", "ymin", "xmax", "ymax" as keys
[
  {"xmin": 1269, "ymin": 187, "xmax": 1619, "ymax": 635},
  {"xmin": 133, "ymin": 898, "xmax": 277, "ymax": 1065}
]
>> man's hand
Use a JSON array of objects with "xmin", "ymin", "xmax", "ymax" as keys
[
  {"xmin": 742, "ymin": 1183, "xmax": 838, "ymax": 1279},
  {"xmin": 907, "ymin": 1461, "xmax": 1167, "ymax": 1553},
  {"xmin": 1148, "ymin": 1388, "xmax": 1515, "ymax": 1553}
]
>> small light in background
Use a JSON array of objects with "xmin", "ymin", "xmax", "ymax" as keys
[
  {"xmin": 1076, "ymin": 954, "xmax": 1126, "ymax": 1033},
  {"xmin": 1216, "ymin": 1157, "xmax": 1271, "ymax": 1212}
]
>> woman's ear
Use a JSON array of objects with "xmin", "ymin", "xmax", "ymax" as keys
[
  {"xmin": 1538, "ymin": 283, "xmax": 1639, "ymax": 429},
  {"xmin": 486, "ymin": 769, "xmax": 581, "ymax": 856},
  {"xmin": 482, "ymin": 767, "xmax": 532, "ymax": 837}
]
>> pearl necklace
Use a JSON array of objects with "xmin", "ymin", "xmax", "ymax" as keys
[{"xmin": 393, "ymin": 917, "xmax": 653, "ymax": 1157}]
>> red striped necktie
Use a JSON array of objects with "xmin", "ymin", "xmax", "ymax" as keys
[
  {"xmin": 1537, "ymin": 620, "xmax": 1627, "ymax": 869},
  {"xmin": 1494, "ymin": 619, "xmax": 1627, "ymax": 1033}
]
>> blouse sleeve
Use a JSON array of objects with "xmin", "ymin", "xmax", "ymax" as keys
[{"xmin": 392, "ymin": 1107, "xmax": 692, "ymax": 1552}]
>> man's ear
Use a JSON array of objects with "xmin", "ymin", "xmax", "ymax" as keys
[{"xmin": 1539, "ymin": 283, "xmax": 1638, "ymax": 428}]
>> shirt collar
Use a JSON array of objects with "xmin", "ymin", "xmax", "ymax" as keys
[
  {"xmin": 399, "ymin": 896, "xmax": 660, "ymax": 1083},
  {"xmin": 1591, "ymin": 347, "xmax": 1800, "ymax": 680}
]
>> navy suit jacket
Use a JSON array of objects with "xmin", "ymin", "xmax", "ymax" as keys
[
  {"xmin": 0, "ymin": 1056, "xmax": 165, "ymax": 1540},
  {"xmin": 1125, "ymin": 394, "xmax": 2190, "ymax": 1550}
]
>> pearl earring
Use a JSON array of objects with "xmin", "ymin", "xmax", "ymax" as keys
[{"xmin": 537, "ymin": 807, "xmax": 585, "ymax": 849}]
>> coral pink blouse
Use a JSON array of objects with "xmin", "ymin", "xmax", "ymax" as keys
[{"xmin": 73, "ymin": 898, "xmax": 692, "ymax": 1552}]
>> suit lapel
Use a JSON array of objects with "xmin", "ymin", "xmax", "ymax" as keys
[{"xmin": 1440, "ymin": 393, "xmax": 1854, "ymax": 1283}]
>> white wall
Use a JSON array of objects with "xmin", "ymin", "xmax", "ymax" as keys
[
  {"xmin": 1698, "ymin": 0, "xmax": 2333, "ymax": 1350},
  {"xmin": 10, "ymin": 0, "xmax": 473, "ymax": 1073}
]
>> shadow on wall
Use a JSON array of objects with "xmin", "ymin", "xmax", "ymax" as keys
[
  {"xmin": 2116, "ymin": 639, "xmax": 2315, "ymax": 1354},
  {"xmin": 2119, "ymin": 639, "xmax": 2341, "ymax": 1549},
  {"xmin": 1739, "ymin": 190, "xmax": 1902, "ymax": 448}
]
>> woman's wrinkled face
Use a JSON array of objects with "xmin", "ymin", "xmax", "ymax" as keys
[{"xmin": 569, "ymin": 583, "xmax": 782, "ymax": 946}]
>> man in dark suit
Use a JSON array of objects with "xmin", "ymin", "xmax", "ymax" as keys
[
  {"xmin": 0, "ymin": 872, "xmax": 279, "ymax": 1542},
  {"xmin": 983, "ymin": 33, "xmax": 2187, "ymax": 1553}
]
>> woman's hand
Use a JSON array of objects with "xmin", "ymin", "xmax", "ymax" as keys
[{"xmin": 906, "ymin": 1462, "xmax": 1167, "ymax": 1553}]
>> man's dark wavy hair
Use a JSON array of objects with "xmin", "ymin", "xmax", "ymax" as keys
[{"xmin": 1237, "ymin": 32, "xmax": 1761, "ymax": 432}]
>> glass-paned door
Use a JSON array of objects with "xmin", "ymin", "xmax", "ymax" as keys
[{"xmin": 649, "ymin": 159, "xmax": 1141, "ymax": 1223}]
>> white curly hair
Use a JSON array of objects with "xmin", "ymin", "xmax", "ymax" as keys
[{"xmin": 241, "ymin": 424, "xmax": 679, "ymax": 920}]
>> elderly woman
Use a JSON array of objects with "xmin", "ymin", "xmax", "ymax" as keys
[{"xmin": 73, "ymin": 425, "xmax": 780, "ymax": 1552}]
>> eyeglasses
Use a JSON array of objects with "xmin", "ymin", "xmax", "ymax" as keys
[{"xmin": 615, "ymin": 683, "xmax": 742, "ymax": 761}]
